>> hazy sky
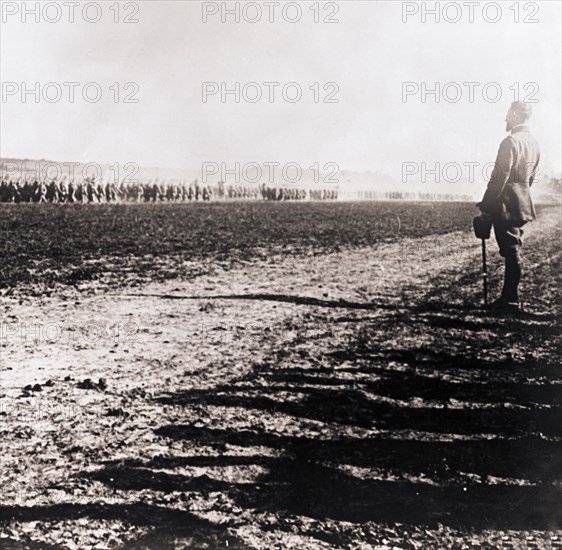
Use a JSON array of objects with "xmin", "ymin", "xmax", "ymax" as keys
[{"xmin": 1, "ymin": 0, "xmax": 561, "ymax": 183}]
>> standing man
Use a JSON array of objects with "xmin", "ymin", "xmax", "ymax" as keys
[{"xmin": 477, "ymin": 101, "xmax": 540, "ymax": 311}]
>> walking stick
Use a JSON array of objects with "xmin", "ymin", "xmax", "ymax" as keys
[
  {"xmin": 481, "ymin": 238, "xmax": 488, "ymax": 306},
  {"xmin": 473, "ymin": 215, "xmax": 492, "ymax": 307}
]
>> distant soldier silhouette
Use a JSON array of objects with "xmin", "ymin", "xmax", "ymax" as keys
[
  {"xmin": 35, "ymin": 180, "xmax": 47, "ymax": 203},
  {"xmin": 477, "ymin": 102, "xmax": 540, "ymax": 311},
  {"xmin": 67, "ymin": 180, "xmax": 76, "ymax": 203},
  {"xmin": 59, "ymin": 179, "xmax": 69, "ymax": 203}
]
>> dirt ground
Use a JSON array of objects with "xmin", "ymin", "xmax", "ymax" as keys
[{"xmin": 1, "ymin": 205, "xmax": 561, "ymax": 549}]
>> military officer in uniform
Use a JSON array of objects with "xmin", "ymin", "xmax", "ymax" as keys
[{"xmin": 477, "ymin": 102, "xmax": 540, "ymax": 311}]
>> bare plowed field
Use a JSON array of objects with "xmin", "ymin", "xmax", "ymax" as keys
[{"xmin": 1, "ymin": 202, "xmax": 560, "ymax": 549}]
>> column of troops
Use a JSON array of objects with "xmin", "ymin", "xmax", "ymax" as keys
[{"xmin": 0, "ymin": 178, "xmax": 339, "ymax": 203}]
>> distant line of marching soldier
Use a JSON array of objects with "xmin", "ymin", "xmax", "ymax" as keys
[{"xmin": 0, "ymin": 177, "xmax": 340, "ymax": 203}]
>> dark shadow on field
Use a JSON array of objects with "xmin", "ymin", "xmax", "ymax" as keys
[
  {"xmin": 77, "ymin": 302, "xmax": 562, "ymax": 534},
  {"xmin": 90, "ymin": 425, "xmax": 561, "ymax": 532},
  {"xmin": 0, "ymin": 503, "xmax": 247, "ymax": 549},
  {"xmin": 6, "ymin": 300, "xmax": 556, "ymax": 540},
  {"xmin": 121, "ymin": 292, "xmax": 559, "ymax": 323},
  {"xmin": 123, "ymin": 292, "xmax": 399, "ymax": 311},
  {"xmin": 9, "ymin": 262, "xmax": 554, "ymax": 539},
  {"xmin": 154, "ymin": 375, "xmax": 562, "ymax": 437}
]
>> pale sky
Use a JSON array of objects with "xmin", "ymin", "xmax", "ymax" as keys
[{"xmin": 1, "ymin": 0, "xmax": 561, "ymax": 184}]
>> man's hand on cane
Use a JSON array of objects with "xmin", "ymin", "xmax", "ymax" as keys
[{"xmin": 473, "ymin": 209, "xmax": 493, "ymax": 307}]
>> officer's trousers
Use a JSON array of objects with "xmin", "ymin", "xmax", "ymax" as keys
[{"xmin": 493, "ymin": 220, "xmax": 525, "ymax": 302}]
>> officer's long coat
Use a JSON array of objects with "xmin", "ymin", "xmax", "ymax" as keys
[{"xmin": 479, "ymin": 125, "xmax": 540, "ymax": 223}]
